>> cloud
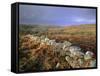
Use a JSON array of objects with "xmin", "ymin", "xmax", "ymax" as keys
[{"xmin": 19, "ymin": 5, "xmax": 96, "ymax": 26}]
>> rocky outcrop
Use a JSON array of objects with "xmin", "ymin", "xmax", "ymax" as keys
[{"xmin": 19, "ymin": 34, "xmax": 96, "ymax": 71}]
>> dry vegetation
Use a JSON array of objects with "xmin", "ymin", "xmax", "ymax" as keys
[
  {"xmin": 47, "ymin": 24, "xmax": 96, "ymax": 55},
  {"xmin": 19, "ymin": 24, "xmax": 96, "ymax": 72}
]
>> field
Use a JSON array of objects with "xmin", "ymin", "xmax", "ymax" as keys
[
  {"xmin": 19, "ymin": 24, "xmax": 96, "ymax": 72},
  {"xmin": 47, "ymin": 24, "xmax": 96, "ymax": 54}
]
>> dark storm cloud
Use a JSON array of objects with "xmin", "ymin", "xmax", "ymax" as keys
[{"xmin": 19, "ymin": 5, "xmax": 96, "ymax": 26}]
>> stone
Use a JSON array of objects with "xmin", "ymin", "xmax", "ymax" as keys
[
  {"xmin": 78, "ymin": 58, "xmax": 84, "ymax": 66},
  {"xmin": 84, "ymin": 51, "xmax": 94, "ymax": 60},
  {"xmin": 89, "ymin": 59, "xmax": 96, "ymax": 67},
  {"xmin": 69, "ymin": 46, "xmax": 84, "ymax": 57},
  {"xmin": 49, "ymin": 40, "xmax": 56, "ymax": 45},
  {"xmin": 63, "ymin": 41, "xmax": 72, "ymax": 47}
]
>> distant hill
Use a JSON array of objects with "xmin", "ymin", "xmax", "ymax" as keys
[{"xmin": 20, "ymin": 24, "xmax": 61, "ymax": 28}]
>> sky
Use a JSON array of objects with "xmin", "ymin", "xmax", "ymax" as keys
[{"xmin": 19, "ymin": 5, "xmax": 96, "ymax": 26}]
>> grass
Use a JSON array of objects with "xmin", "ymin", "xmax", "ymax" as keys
[
  {"xmin": 19, "ymin": 24, "xmax": 96, "ymax": 72},
  {"xmin": 47, "ymin": 24, "xmax": 96, "ymax": 54}
]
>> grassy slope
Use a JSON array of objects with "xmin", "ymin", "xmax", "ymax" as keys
[
  {"xmin": 19, "ymin": 24, "xmax": 96, "ymax": 54},
  {"xmin": 47, "ymin": 24, "xmax": 96, "ymax": 54},
  {"xmin": 19, "ymin": 24, "xmax": 96, "ymax": 72}
]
